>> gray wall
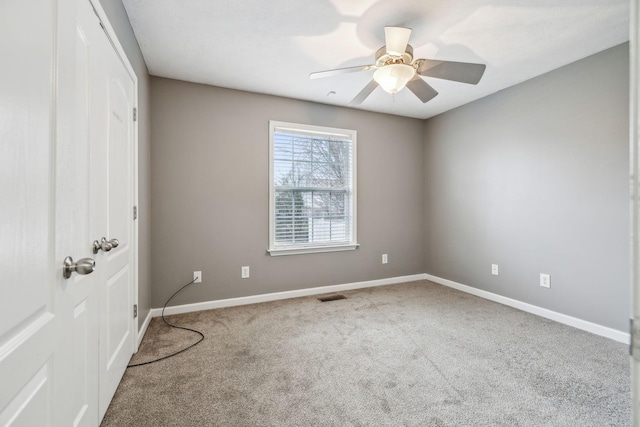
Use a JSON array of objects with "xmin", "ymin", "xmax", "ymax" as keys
[
  {"xmin": 424, "ymin": 43, "xmax": 629, "ymax": 331},
  {"xmin": 98, "ymin": 0, "xmax": 152, "ymax": 328},
  {"xmin": 150, "ymin": 78, "xmax": 425, "ymax": 307}
]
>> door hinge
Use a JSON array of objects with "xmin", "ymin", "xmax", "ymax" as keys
[
  {"xmin": 133, "ymin": 304, "xmax": 138, "ymax": 319},
  {"xmin": 90, "ymin": 2, "xmax": 104, "ymax": 27},
  {"xmin": 631, "ymin": 318, "xmax": 640, "ymax": 357},
  {"xmin": 133, "ymin": 206, "xmax": 137, "ymax": 220},
  {"xmin": 133, "ymin": 107, "xmax": 137, "ymax": 122}
]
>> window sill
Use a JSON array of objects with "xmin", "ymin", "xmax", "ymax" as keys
[{"xmin": 267, "ymin": 244, "xmax": 359, "ymax": 256}]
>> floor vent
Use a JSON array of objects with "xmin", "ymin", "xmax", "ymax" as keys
[{"xmin": 318, "ymin": 294, "xmax": 347, "ymax": 302}]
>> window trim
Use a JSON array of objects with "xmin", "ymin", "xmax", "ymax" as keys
[{"xmin": 268, "ymin": 120, "xmax": 358, "ymax": 256}]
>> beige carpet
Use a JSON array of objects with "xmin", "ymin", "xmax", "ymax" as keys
[{"xmin": 101, "ymin": 280, "xmax": 630, "ymax": 426}]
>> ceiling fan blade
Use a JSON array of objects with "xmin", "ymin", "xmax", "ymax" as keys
[
  {"xmin": 350, "ymin": 80, "xmax": 379, "ymax": 105},
  {"xmin": 415, "ymin": 59, "xmax": 486, "ymax": 84},
  {"xmin": 384, "ymin": 26, "xmax": 411, "ymax": 56},
  {"xmin": 405, "ymin": 75, "xmax": 438, "ymax": 103},
  {"xmin": 310, "ymin": 64, "xmax": 375, "ymax": 80}
]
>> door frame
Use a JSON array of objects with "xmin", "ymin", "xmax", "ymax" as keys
[
  {"xmin": 89, "ymin": 0, "xmax": 140, "ymax": 350},
  {"xmin": 631, "ymin": 0, "xmax": 639, "ymax": 425}
]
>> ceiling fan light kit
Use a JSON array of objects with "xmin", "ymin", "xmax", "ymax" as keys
[
  {"xmin": 373, "ymin": 63, "xmax": 415, "ymax": 94},
  {"xmin": 310, "ymin": 26, "xmax": 486, "ymax": 106}
]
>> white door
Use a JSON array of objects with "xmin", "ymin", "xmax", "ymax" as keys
[
  {"xmin": 58, "ymin": 0, "xmax": 118, "ymax": 424},
  {"xmin": 68, "ymin": 0, "xmax": 137, "ymax": 422},
  {"xmin": 74, "ymin": 0, "xmax": 137, "ymax": 419},
  {"xmin": 0, "ymin": 0, "xmax": 137, "ymax": 424},
  {"xmin": 93, "ymin": 18, "xmax": 137, "ymax": 419},
  {"xmin": 1, "ymin": 0, "xmax": 77, "ymax": 425}
]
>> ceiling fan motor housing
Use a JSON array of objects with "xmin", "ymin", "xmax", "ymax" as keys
[{"xmin": 375, "ymin": 45, "xmax": 414, "ymax": 67}]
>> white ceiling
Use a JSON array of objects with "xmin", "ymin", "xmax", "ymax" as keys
[{"xmin": 121, "ymin": 0, "xmax": 629, "ymax": 119}]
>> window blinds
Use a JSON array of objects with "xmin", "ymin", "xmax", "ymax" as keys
[{"xmin": 272, "ymin": 125, "xmax": 354, "ymax": 248}]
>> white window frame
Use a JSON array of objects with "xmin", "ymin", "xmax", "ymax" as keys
[{"xmin": 268, "ymin": 120, "xmax": 358, "ymax": 256}]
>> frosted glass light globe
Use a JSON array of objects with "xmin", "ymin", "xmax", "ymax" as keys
[{"xmin": 373, "ymin": 64, "xmax": 415, "ymax": 94}]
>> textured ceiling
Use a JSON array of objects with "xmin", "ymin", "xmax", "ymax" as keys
[{"xmin": 122, "ymin": 0, "xmax": 629, "ymax": 119}]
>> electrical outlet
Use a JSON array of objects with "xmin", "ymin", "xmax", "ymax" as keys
[
  {"xmin": 540, "ymin": 273, "xmax": 551, "ymax": 288},
  {"xmin": 241, "ymin": 266, "xmax": 250, "ymax": 279},
  {"xmin": 382, "ymin": 254, "xmax": 388, "ymax": 264},
  {"xmin": 193, "ymin": 271, "xmax": 202, "ymax": 284},
  {"xmin": 491, "ymin": 264, "xmax": 499, "ymax": 276}
]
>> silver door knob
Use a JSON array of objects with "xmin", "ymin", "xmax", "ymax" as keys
[
  {"xmin": 63, "ymin": 256, "xmax": 95, "ymax": 279},
  {"xmin": 92, "ymin": 237, "xmax": 113, "ymax": 254},
  {"xmin": 108, "ymin": 238, "xmax": 119, "ymax": 248}
]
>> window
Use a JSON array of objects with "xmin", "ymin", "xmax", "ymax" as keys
[{"xmin": 268, "ymin": 121, "xmax": 357, "ymax": 256}]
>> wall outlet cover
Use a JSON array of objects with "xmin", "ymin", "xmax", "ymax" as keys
[
  {"xmin": 491, "ymin": 264, "xmax": 499, "ymax": 276},
  {"xmin": 193, "ymin": 271, "xmax": 202, "ymax": 283},
  {"xmin": 382, "ymin": 254, "xmax": 388, "ymax": 264},
  {"xmin": 241, "ymin": 266, "xmax": 250, "ymax": 279},
  {"xmin": 540, "ymin": 273, "xmax": 551, "ymax": 288}
]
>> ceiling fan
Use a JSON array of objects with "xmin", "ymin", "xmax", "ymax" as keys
[{"xmin": 310, "ymin": 26, "xmax": 487, "ymax": 105}]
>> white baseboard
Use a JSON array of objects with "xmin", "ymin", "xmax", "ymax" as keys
[
  {"xmin": 135, "ymin": 309, "xmax": 153, "ymax": 351},
  {"xmin": 151, "ymin": 273, "xmax": 428, "ymax": 318},
  {"xmin": 424, "ymin": 274, "xmax": 629, "ymax": 344},
  {"xmin": 149, "ymin": 272, "xmax": 628, "ymax": 345}
]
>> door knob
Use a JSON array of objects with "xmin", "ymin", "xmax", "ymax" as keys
[
  {"xmin": 63, "ymin": 256, "xmax": 95, "ymax": 279},
  {"xmin": 92, "ymin": 237, "xmax": 113, "ymax": 254},
  {"xmin": 108, "ymin": 238, "xmax": 119, "ymax": 248}
]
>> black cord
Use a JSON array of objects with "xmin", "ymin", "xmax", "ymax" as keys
[{"xmin": 127, "ymin": 278, "xmax": 205, "ymax": 367}]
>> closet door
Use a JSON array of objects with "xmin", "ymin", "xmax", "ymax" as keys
[
  {"xmin": 0, "ymin": 0, "xmax": 137, "ymax": 424},
  {"xmin": 77, "ymin": 0, "xmax": 137, "ymax": 421},
  {"xmin": 64, "ymin": 0, "xmax": 137, "ymax": 423},
  {"xmin": 66, "ymin": 0, "xmax": 137, "ymax": 421},
  {"xmin": 0, "ymin": 0, "xmax": 76, "ymax": 425},
  {"xmin": 93, "ymin": 14, "xmax": 137, "ymax": 419}
]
